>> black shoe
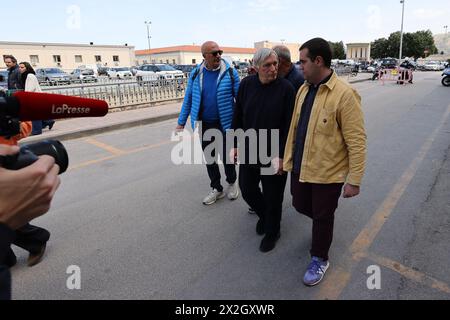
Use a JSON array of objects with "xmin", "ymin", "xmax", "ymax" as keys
[
  {"xmin": 48, "ymin": 121, "xmax": 55, "ymax": 130},
  {"xmin": 259, "ymin": 232, "xmax": 281, "ymax": 253},
  {"xmin": 256, "ymin": 219, "xmax": 265, "ymax": 236},
  {"xmin": 28, "ymin": 243, "xmax": 47, "ymax": 267}
]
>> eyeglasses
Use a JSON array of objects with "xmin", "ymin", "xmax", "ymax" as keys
[{"xmin": 207, "ymin": 50, "xmax": 223, "ymax": 57}]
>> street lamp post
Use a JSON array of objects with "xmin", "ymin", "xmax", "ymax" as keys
[
  {"xmin": 445, "ymin": 25, "xmax": 448, "ymax": 34},
  {"xmin": 399, "ymin": 0, "xmax": 405, "ymax": 60},
  {"xmin": 145, "ymin": 21, "xmax": 152, "ymax": 63}
]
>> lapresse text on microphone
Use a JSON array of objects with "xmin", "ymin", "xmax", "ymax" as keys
[{"xmin": 0, "ymin": 91, "xmax": 109, "ymax": 174}]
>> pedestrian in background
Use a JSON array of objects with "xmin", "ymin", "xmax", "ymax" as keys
[
  {"xmin": 4, "ymin": 55, "xmax": 23, "ymax": 91},
  {"xmin": 18, "ymin": 62, "xmax": 55, "ymax": 135},
  {"xmin": 273, "ymin": 45, "xmax": 305, "ymax": 92}
]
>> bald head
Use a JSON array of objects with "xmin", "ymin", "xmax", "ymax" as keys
[
  {"xmin": 201, "ymin": 41, "xmax": 222, "ymax": 69},
  {"xmin": 273, "ymin": 45, "xmax": 293, "ymax": 78},
  {"xmin": 201, "ymin": 41, "xmax": 219, "ymax": 55}
]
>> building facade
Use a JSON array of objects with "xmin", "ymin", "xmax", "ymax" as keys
[
  {"xmin": 346, "ymin": 43, "xmax": 371, "ymax": 61},
  {"xmin": 254, "ymin": 41, "xmax": 301, "ymax": 63},
  {"xmin": 0, "ymin": 41, "xmax": 136, "ymax": 72},
  {"xmin": 135, "ymin": 45, "xmax": 256, "ymax": 66}
]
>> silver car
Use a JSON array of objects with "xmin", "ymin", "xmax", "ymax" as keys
[
  {"xmin": 36, "ymin": 68, "xmax": 72, "ymax": 86},
  {"xmin": 70, "ymin": 68, "xmax": 98, "ymax": 83}
]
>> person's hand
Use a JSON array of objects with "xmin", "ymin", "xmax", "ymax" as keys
[
  {"xmin": 272, "ymin": 158, "xmax": 284, "ymax": 175},
  {"xmin": 230, "ymin": 148, "xmax": 238, "ymax": 165},
  {"xmin": 0, "ymin": 147, "xmax": 61, "ymax": 230},
  {"xmin": 175, "ymin": 125, "xmax": 185, "ymax": 133},
  {"xmin": 343, "ymin": 184, "xmax": 360, "ymax": 199}
]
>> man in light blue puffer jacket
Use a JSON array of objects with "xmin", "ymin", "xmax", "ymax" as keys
[{"xmin": 176, "ymin": 41, "xmax": 241, "ymax": 206}]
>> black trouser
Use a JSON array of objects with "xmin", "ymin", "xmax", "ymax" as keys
[
  {"xmin": 291, "ymin": 174, "xmax": 343, "ymax": 261},
  {"xmin": 239, "ymin": 165, "xmax": 288, "ymax": 236},
  {"xmin": 0, "ymin": 266, "xmax": 11, "ymax": 300},
  {"xmin": 201, "ymin": 121, "xmax": 237, "ymax": 192},
  {"xmin": 6, "ymin": 224, "xmax": 50, "ymax": 264}
]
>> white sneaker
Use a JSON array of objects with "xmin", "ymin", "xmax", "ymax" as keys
[
  {"xmin": 203, "ymin": 189, "xmax": 225, "ymax": 205},
  {"xmin": 226, "ymin": 183, "xmax": 240, "ymax": 201}
]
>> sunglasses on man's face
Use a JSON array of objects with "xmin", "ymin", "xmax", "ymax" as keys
[{"xmin": 208, "ymin": 50, "xmax": 223, "ymax": 57}]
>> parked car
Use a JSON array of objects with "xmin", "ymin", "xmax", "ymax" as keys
[
  {"xmin": 173, "ymin": 64, "xmax": 196, "ymax": 74},
  {"xmin": 380, "ymin": 58, "xmax": 398, "ymax": 69},
  {"xmin": 135, "ymin": 64, "xmax": 184, "ymax": 82},
  {"xmin": 400, "ymin": 60, "xmax": 416, "ymax": 71},
  {"xmin": 0, "ymin": 70, "xmax": 8, "ymax": 90},
  {"xmin": 130, "ymin": 66, "xmax": 140, "ymax": 76},
  {"xmin": 70, "ymin": 68, "xmax": 98, "ymax": 83},
  {"xmin": 97, "ymin": 66, "xmax": 110, "ymax": 76},
  {"xmin": 35, "ymin": 68, "xmax": 71, "ymax": 85},
  {"xmin": 107, "ymin": 67, "xmax": 133, "ymax": 79},
  {"xmin": 423, "ymin": 61, "xmax": 442, "ymax": 71},
  {"xmin": 233, "ymin": 61, "xmax": 250, "ymax": 72},
  {"xmin": 78, "ymin": 64, "xmax": 101, "ymax": 76}
]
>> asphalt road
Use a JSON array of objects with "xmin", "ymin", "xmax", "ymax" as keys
[{"xmin": 11, "ymin": 71, "xmax": 450, "ymax": 300}]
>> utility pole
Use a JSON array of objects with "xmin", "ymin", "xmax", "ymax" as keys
[
  {"xmin": 145, "ymin": 21, "xmax": 152, "ymax": 63},
  {"xmin": 399, "ymin": 0, "xmax": 405, "ymax": 60}
]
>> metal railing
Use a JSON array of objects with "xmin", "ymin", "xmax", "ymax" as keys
[
  {"xmin": 41, "ymin": 70, "xmax": 250, "ymax": 109},
  {"xmin": 42, "ymin": 78, "xmax": 187, "ymax": 109}
]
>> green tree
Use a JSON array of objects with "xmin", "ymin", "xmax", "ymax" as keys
[
  {"xmin": 371, "ymin": 38, "xmax": 390, "ymax": 59},
  {"xmin": 328, "ymin": 41, "xmax": 346, "ymax": 60},
  {"xmin": 371, "ymin": 30, "xmax": 438, "ymax": 59}
]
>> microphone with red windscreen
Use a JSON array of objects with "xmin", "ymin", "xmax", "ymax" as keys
[{"xmin": 1, "ymin": 91, "xmax": 109, "ymax": 121}]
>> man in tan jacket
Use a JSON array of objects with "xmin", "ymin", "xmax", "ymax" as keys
[{"xmin": 283, "ymin": 38, "xmax": 367, "ymax": 287}]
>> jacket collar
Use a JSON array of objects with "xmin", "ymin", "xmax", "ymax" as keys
[
  {"xmin": 199, "ymin": 59, "xmax": 230, "ymax": 75},
  {"xmin": 304, "ymin": 70, "xmax": 338, "ymax": 91}
]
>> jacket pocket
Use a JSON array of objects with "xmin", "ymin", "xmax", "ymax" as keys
[{"xmin": 315, "ymin": 109, "xmax": 337, "ymax": 136}]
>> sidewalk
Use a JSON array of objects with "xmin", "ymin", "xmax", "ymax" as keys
[
  {"xmin": 22, "ymin": 101, "xmax": 182, "ymax": 143},
  {"xmin": 22, "ymin": 74, "xmax": 372, "ymax": 143}
]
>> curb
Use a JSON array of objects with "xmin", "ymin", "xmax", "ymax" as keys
[
  {"xmin": 22, "ymin": 112, "xmax": 180, "ymax": 144},
  {"xmin": 349, "ymin": 78, "xmax": 372, "ymax": 84}
]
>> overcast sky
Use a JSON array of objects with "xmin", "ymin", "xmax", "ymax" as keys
[{"xmin": 3, "ymin": 0, "xmax": 449, "ymax": 49}]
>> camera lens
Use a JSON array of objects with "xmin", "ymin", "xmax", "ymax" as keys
[{"xmin": 22, "ymin": 140, "xmax": 69, "ymax": 174}]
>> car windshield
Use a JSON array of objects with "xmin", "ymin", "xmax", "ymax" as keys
[
  {"xmin": 157, "ymin": 65, "xmax": 176, "ymax": 71},
  {"xmin": 46, "ymin": 69, "xmax": 64, "ymax": 74},
  {"xmin": 0, "ymin": 71, "xmax": 7, "ymax": 77},
  {"xmin": 114, "ymin": 68, "xmax": 130, "ymax": 71}
]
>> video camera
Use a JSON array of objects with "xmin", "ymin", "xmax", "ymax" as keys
[{"xmin": 0, "ymin": 75, "xmax": 109, "ymax": 173}]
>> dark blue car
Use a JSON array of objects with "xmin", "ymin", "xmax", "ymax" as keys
[{"xmin": 0, "ymin": 70, "xmax": 8, "ymax": 90}]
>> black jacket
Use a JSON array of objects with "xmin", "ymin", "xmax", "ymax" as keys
[
  {"xmin": 7, "ymin": 65, "xmax": 23, "ymax": 90},
  {"xmin": 232, "ymin": 75, "xmax": 295, "ymax": 166}
]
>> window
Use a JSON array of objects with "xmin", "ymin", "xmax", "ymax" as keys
[
  {"xmin": 53, "ymin": 55, "xmax": 62, "ymax": 63},
  {"xmin": 143, "ymin": 60, "xmax": 148, "ymax": 64},
  {"xmin": 95, "ymin": 55, "xmax": 102, "ymax": 62},
  {"xmin": 30, "ymin": 55, "xmax": 39, "ymax": 64},
  {"xmin": 160, "ymin": 60, "xmax": 163, "ymax": 63},
  {"xmin": 192, "ymin": 59, "xmax": 196, "ymax": 64},
  {"xmin": 75, "ymin": 55, "xmax": 83, "ymax": 63},
  {"xmin": 113, "ymin": 55, "xmax": 120, "ymax": 62},
  {"xmin": 173, "ymin": 59, "xmax": 176, "ymax": 64}
]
